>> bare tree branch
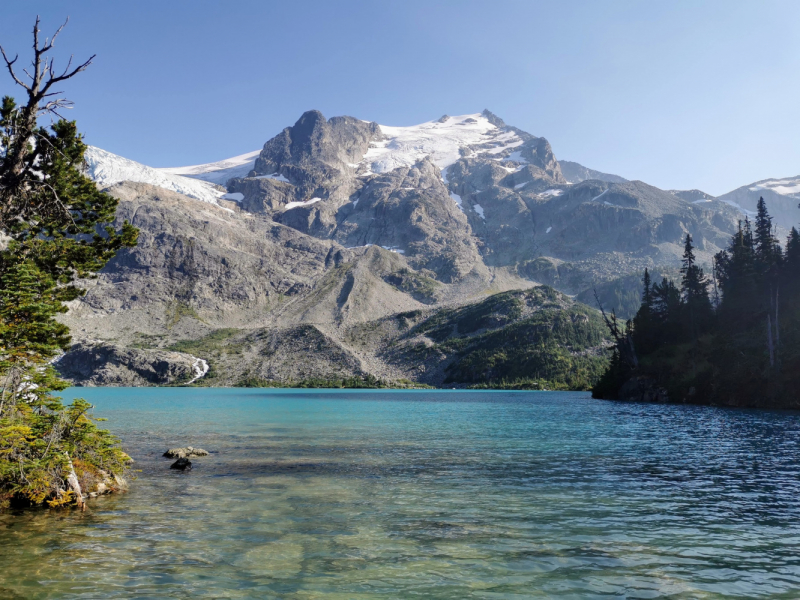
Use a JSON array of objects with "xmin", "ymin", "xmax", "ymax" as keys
[
  {"xmin": 0, "ymin": 46, "xmax": 27, "ymax": 89},
  {"xmin": 0, "ymin": 15, "xmax": 95, "ymax": 231}
]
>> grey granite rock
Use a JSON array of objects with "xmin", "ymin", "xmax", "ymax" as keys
[
  {"xmin": 62, "ymin": 109, "xmax": 758, "ymax": 388},
  {"xmin": 56, "ymin": 341, "xmax": 199, "ymax": 386}
]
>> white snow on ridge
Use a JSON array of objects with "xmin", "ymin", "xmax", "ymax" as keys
[
  {"xmin": 255, "ymin": 173, "xmax": 290, "ymax": 183},
  {"xmin": 449, "ymin": 191, "xmax": 464, "ymax": 212},
  {"xmin": 719, "ymin": 197, "xmax": 757, "ymax": 217},
  {"xmin": 84, "ymin": 146, "xmax": 229, "ymax": 206},
  {"xmin": 748, "ymin": 176, "xmax": 800, "ymax": 197},
  {"xmin": 473, "ymin": 204, "xmax": 485, "ymax": 219},
  {"xmin": 284, "ymin": 197, "xmax": 321, "ymax": 210},
  {"xmin": 363, "ymin": 113, "xmax": 525, "ymax": 174},
  {"xmin": 159, "ymin": 150, "xmax": 260, "ymax": 185}
]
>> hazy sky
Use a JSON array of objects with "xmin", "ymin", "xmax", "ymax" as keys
[{"xmin": 2, "ymin": 0, "xmax": 798, "ymax": 195}]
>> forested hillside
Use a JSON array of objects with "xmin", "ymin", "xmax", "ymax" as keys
[{"xmin": 594, "ymin": 198, "xmax": 800, "ymax": 408}]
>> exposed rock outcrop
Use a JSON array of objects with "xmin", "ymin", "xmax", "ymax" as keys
[
  {"xmin": 56, "ymin": 342, "xmax": 201, "ymax": 386},
  {"xmin": 61, "ymin": 110, "xmax": 756, "ymax": 388},
  {"xmin": 164, "ymin": 447, "xmax": 209, "ymax": 458}
]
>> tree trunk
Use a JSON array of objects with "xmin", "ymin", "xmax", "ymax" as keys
[
  {"xmin": 767, "ymin": 314, "xmax": 775, "ymax": 369},
  {"xmin": 65, "ymin": 453, "xmax": 85, "ymax": 510}
]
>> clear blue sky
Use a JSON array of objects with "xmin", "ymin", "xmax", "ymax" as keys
[{"xmin": 2, "ymin": 0, "xmax": 798, "ymax": 195}]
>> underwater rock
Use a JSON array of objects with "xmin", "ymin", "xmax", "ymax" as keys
[{"xmin": 170, "ymin": 457, "xmax": 192, "ymax": 471}]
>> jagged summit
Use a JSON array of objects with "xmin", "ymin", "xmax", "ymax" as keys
[
  {"xmin": 480, "ymin": 109, "xmax": 506, "ymax": 128},
  {"xmin": 63, "ymin": 107, "xmax": 764, "ymax": 386}
]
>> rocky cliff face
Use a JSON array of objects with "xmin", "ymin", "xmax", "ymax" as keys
[
  {"xmin": 56, "ymin": 342, "xmax": 203, "ymax": 386},
  {"xmin": 61, "ymin": 109, "xmax": 753, "ymax": 386}
]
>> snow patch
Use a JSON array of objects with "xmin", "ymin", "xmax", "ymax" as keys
[
  {"xmin": 362, "ymin": 113, "xmax": 524, "ymax": 174},
  {"xmin": 449, "ymin": 192, "xmax": 464, "ymax": 212},
  {"xmin": 514, "ymin": 182, "xmax": 528, "ymax": 190},
  {"xmin": 351, "ymin": 198, "xmax": 359, "ymax": 208},
  {"xmin": 255, "ymin": 173, "xmax": 290, "ymax": 183},
  {"xmin": 541, "ymin": 189, "xmax": 563, "ymax": 197},
  {"xmin": 503, "ymin": 150, "xmax": 526, "ymax": 163},
  {"xmin": 546, "ymin": 226, "xmax": 552, "ymax": 233},
  {"xmin": 719, "ymin": 197, "xmax": 756, "ymax": 217},
  {"xmin": 381, "ymin": 245, "xmax": 405, "ymax": 254},
  {"xmin": 592, "ymin": 189, "xmax": 610, "ymax": 202},
  {"xmin": 158, "ymin": 150, "xmax": 260, "ymax": 186},
  {"xmin": 473, "ymin": 204, "xmax": 485, "ymax": 219},
  {"xmin": 222, "ymin": 192, "xmax": 244, "ymax": 201},
  {"xmin": 85, "ymin": 146, "xmax": 229, "ymax": 207},
  {"xmin": 285, "ymin": 197, "xmax": 321, "ymax": 210},
  {"xmin": 749, "ymin": 177, "xmax": 800, "ymax": 197}
]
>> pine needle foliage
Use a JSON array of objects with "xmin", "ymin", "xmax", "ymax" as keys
[
  {"xmin": 593, "ymin": 197, "xmax": 800, "ymax": 408},
  {"xmin": 0, "ymin": 20, "xmax": 138, "ymax": 509}
]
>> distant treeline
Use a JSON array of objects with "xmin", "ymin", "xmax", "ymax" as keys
[
  {"xmin": 594, "ymin": 197, "xmax": 800, "ymax": 408},
  {"xmin": 234, "ymin": 375, "xmax": 434, "ymax": 389}
]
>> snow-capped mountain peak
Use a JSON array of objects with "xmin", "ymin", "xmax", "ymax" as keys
[
  {"xmin": 748, "ymin": 175, "xmax": 800, "ymax": 198},
  {"xmin": 362, "ymin": 113, "xmax": 524, "ymax": 175}
]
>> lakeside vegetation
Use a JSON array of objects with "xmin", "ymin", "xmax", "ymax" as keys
[
  {"xmin": 234, "ymin": 375, "xmax": 435, "ymax": 389},
  {"xmin": 0, "ymin": 21, "xmax": 137, "ymax": 508},
  {"xmin": 420, "ymin": 288, "xmax": 610, "ymax": 390},
  {"xmin": 594, "ymin": 198, "xmax": 800, "ymax": 408}
]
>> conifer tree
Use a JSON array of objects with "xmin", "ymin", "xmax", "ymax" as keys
[
  {"xmin": 715, "ymin": 220, "xmax": 758, "ymax": 322},
  {"xmin": 680, "ymin": 234, "xmax": 712, "ymax": 337},
  {"xmin": 595, "ymin": 196, "xmax": 800, "ymax": 405},
  {"xmin": 632, "ymin": 268, "xmax": 656, "ymax": 353},
  {"xmin": 785, "ymin": 227, "xmax": 800, "ymax": 284},
  {"xmin": 754, "ymin": 196, "xmax": 781, "ymax": 270},
  {"xmin": 0, "ymin": 18, "xmax": 137, "ymax": 508}
]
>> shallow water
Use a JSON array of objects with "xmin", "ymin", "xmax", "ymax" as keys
[{"xmin": 1, "ymin": 389, "xmax": 799, "ymax": 599}]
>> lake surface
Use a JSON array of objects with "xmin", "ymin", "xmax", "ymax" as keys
[{"xmin": 1, "ymin": 389, "xmax": 799, "ymax": 599}]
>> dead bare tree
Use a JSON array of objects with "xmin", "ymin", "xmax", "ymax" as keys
[
  {"xmin": 593, "ymin": 287, "xmax": 638, "ymax": 369},
  {"xmin": 0, "ymin": 16, "xmax": 95, "ymax": 231}
]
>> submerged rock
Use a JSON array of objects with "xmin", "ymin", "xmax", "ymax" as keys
[
  {"xmin": 170, "ymin": 457, "xmax": 192, "ymax": 471},
  {"xmin": 163, "ymin": 446, "xmax": 209, "ymax": 459}
]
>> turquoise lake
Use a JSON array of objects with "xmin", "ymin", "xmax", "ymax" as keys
[{"xmin": 1, "ymin": 388, "xmax": 799, "ymax": 599}]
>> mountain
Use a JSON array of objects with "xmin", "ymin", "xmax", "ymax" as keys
[
  {"xmin": 61, "ymin": 109, "xmax": 751, "ymax": 387},
  {"xmin": 559, "ymin": 160, "xmax": 628, "ymax": 184},
  {"xmin": 668, "ymin": 189, "xmax": 715, "ymax": 204},
  {"xmin": 716, "ymin": 175, "xmax": 800, "ymax": 230}
]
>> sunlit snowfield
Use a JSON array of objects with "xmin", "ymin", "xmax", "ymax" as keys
[{"xmin": 1, "ymin": 389, "xmax": 799, "ymax": 599}]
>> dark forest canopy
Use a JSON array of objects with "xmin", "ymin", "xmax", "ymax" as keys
[{"xmin": 594, "ymin": 197, "xmax": 800, "ymax": 408}]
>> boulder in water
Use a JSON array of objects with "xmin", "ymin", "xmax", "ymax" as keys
[
  {"xmin": 170, "ymin": 457, "xmax": 192, "ymax": 470},
  {"xmin": 163, "ymin": 446, "xmax": 209, "ymax": 459}
]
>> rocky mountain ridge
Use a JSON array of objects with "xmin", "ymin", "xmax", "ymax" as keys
[{"xmin": 61, "ymin": 109, "xmax": 790, "ymax": 386}]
